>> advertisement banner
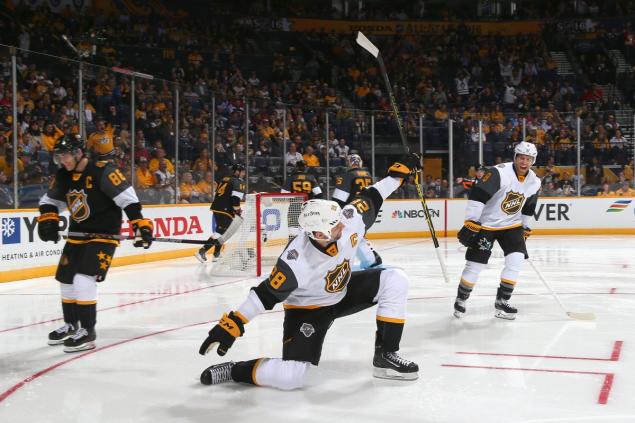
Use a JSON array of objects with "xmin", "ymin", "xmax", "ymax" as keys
[
  {"xmin": 0, "ymin": 205, "xmax": 213, "ymax": 274},
  {"xmin": 287, "ymin": 18, "xmax": 542, "ymax": 35}
]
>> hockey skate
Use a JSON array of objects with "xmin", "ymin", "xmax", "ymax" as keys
[
  {"xmin": 494, "ymin": 298, "xmax": 517, "ymax": 320},
  {"xmin": 200, "ymin": 361, "xmax": 235, "ymax": 385},
  {"xmin": 63, "ymin": 327, "xmax": 96, "ymax": 353},
  {"xmin": 194, "ymin": 248, "xmax": 208, "ymax": 263},
  {"xmin": 211, "ymin": 239, "xmax": 222, "ymax": 260},
  {"xmin": 48, "ymin": 322, "xmax": 77, "ymax": 345},
  {"xmin": 453, "ymin": 298, "xmax": 466, "ymax": 319},
  {"xmin": 373, "ymin": 349, "xmax": 419, "ymax": 380}
]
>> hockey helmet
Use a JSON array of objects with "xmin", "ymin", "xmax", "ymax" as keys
[
  {"xmin": 54, "ymin": 134, "xmax": 85, "ymax": 155},
  {"xmin": 514, "ymin": 141, "xmax": 537, "ymax": 164},
  {"xmin": 298, "ymin": 199, "xmax": 342, "ymax": 241},
  {"xmin": 348, "ymin": 154, "xmax": 363, "ymax": 168}
]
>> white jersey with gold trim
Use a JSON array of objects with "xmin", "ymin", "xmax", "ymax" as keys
[
  {"xmin": 279, "ymin": 204, "xmax": 366, "ymax": 308},
  {"xmin": 466, "ymin": 162, "xmax": 541, "ymax": 230}
]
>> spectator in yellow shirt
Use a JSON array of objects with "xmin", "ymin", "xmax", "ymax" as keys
[
  {"xmin": 135, "ymin": 157, "xmax": 155, "ymax": 189},
  {"xmin": 196, "ymin": 171, "xmax": 215, "ymax": 203},
  {"xmin": 302, "ymin": 145, "xmax": 321, "ymax": 167},
  {"xmin": 179, "ymin": 171, "xmax": 202, "ymax": 203},
  {"xmin": 0, "ymin": 146, "xmax": 24, "ymax": 181},
  {"xmin": 149, "ymin": 148, "xmax": 175, "ymax": 173},
  {"xmin": 87, "ymin": 118, "xmax": 115, "ymax": 157},
  {"xmin": 41, "ymin": 122, "xmax": 65, "ymax": 151}
]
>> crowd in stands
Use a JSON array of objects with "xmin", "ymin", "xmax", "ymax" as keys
[{"xmin": 1, "ymin": 1, "xmax": 634, "ymax": 209}]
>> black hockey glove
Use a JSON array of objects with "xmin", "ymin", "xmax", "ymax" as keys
[
  {"xmin": 387, "ymin": 152, "xmax": 423, "ymax": 179},
  {"xmin": 132, "ymin": 218, "xmax": 153, "ymax": 249},
  {"xmin": 199, "ymin": 311, "xmax": 246, "ymax": 356},
  {"xmin": 457, "ymin": 220, "xmax": 482, "ymax": 248},
  {"xmin": 523, "ymin": 227, "xmax": 531, "ymax": 241},
  {"xmin": 37, "ymin": 212, "xmax": 60, "ymax": 243}
]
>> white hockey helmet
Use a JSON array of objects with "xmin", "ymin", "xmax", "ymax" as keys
[
  {"xmin": 514, "ymin": 141, "xmax": 538, "ymax": 164},
  {"xmin": 348, "ymin": 154, "xmax": 363, "ymax": 168},
  {"xmin": 298, "ymin": 199, "xmax": 342, "ymax": 240}
]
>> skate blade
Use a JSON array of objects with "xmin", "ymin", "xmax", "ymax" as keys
[
  {"xmin": 373, "ymin": 367, "xmax": 418, "ymax": 381},
  {"xmin": 495, "ymin": 310, "xmax": 516, "ymax": 320},
  {"xmin": 194, "ymin": 253, "xmax": 207, "ymax": 263},
  {"xmin": 64, "ymin": 341, "xmax": 96, "ymax": 353},
  {"xmin": 453, "ymin": 310, "xmax": 464, "ymax": 319},
  {"xmin": 48, "ymin": 338, "xmax": 68, "ymax": 346}
]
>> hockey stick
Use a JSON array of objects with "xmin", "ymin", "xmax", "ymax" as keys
[
  {"xmin": 63, "ymin": 231, "xmax": 209, "ymax": 245},
  {"xmin": 356, "ymin": 31, "xmax": 450, "ymax": 283},
  {"xmin": 528, "ymin": 260, "xmax": 595, "ymax": 320}
]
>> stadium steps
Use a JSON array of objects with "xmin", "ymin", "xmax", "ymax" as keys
[
  {"xmin": 608, "ymin": 49, "xmax": 631, "ymax": 74},
  {"xmin": 550, "ymin": 51, "xmax": 574, "ymax": 76},
  {"xmin": 597, "ymin": 84, "xmax": 624, "ymax": 102}
]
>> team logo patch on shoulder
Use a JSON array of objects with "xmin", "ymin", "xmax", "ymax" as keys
[
  {"xmin": 324, "ymin": 259, "xmax": 351, "ymax": 293},
  {"xmin": 287, "ymin": 249, "xmax": 299, "ymax": 260},
  {"xmin": 66, "ymin": 189, "xmax": 91, "ymax": 222},
  {"xmin": 500, "ymin": 191, "xmax": 525, "ymax": 215},
  {"xmin": 342, "ymin": 208, "xmax": 354, "ymax": 219},
  {"xmin": 481, "ymin": 171, "xmax": 492, "ymax": 182},
  {"xmin": 300, "ymin": 323, "xmax": 315, "ymax": 338}
]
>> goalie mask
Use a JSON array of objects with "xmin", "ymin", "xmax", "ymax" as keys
[
  {"xmin": 514, "ymin": 141, "xmax": 537, "ymax": 165},
  {"xmin": 298, "ymin": 199, "xmax": 342, "ymax": 241},
  {"xmin": 348, "ymin": 154, "xmax": 363, "ymax": 168}
]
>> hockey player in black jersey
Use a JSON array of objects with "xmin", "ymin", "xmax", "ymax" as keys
[
  {"xmin": 281, "ymin": 160, "xmax": 323, "ymax": 199},
  {"xmin": 332, "ymin": 154, "xmax": 381, "ymax": 269},
  {"xmin": 38, "ymin": 135, "xmax": 153, "ymax": 353},
  {"xmin": 280, "ymin": 161, "xmax": 323, "ymax": 241},
  {"xmin": 198, "ymin": 153, "xmax": 422, "ymax": 390},
  {"xmin": 195, "ymin": 163, "xmax": 246, "ymax": 263}
]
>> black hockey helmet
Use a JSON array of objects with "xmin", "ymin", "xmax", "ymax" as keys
[
  {"xmin": 54, "ymin": 134, "xmax": 85, "ymax": 155},
  {"xmin": 295, "ymin": 160, "xmax": 306, "ymax": 172}
]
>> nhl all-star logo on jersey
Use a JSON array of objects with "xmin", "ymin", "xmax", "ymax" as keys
[
  {"xmin": 287, "ymin": 249, "xmax": 299, "ymax": 260},
  {"xmin": 300, "ymin": 323, "xmax": 315, "ymax": 337},
  {"xmin": 66, "ymin": 189, "xmax": 91, "ymax": 222},
  {"xmin": 500, "ymin": 191, "xmax": 525, "ymax": 215},
  {"xmin": 324, "ymin": 259, "xmax": 352, "ymax": 293}
]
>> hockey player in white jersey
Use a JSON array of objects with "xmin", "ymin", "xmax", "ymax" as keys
[
  {"xmin": 454, "ymin": 142, "xmax": 541, "ymax": 320},
  {"xmin": 197, "ymin": 153, "xmax": 422, "ymax": 389},
  {"xmin": 332, "ymin": 154, "xmax": 382, "ymax": 269}
]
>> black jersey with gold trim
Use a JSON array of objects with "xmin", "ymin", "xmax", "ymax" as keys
[
  {"xmin": 211, "ymin": 176, "xmax": 245, "ymax": 214},
  {"xmin": 281, "ymin": 172, "xmax": 323, "ymax": 199},
  {"xmin": 40, "ymin": 161, "xmax": 140, "ymax": 235},
  {"xmin": 332, "ymin": 168, "xmax": 372, "ymax": 207}
]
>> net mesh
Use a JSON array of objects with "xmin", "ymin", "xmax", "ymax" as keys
[{"xmin": 212, "ymin": 193, "xmax": 305, "ymax": 275}]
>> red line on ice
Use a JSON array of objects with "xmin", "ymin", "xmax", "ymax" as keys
[
  {"xmin": 456, "ymin": 340, "xmax": 623, "ymax": 362},
  {"xmin": 441, "ymin": 364, "xmax": 615, "ymax": 405}
]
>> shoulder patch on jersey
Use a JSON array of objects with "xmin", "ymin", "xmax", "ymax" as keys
[
  {"xmin": 324, "ymin": 259, "xmax": 351, "ymax": 293},
  {"xmin": 342, "ymin": 208, "xmax": 354, "ymax": 219},
  {"xmin": 481, "ymin": 171, "xmax": 493, "ymax": 182},
  {"xmin": 500, "ymin": 191, "xmax": 525, "ymax": 215},
  {"xmin": 96, "ymin": 161, "xmax": 108, "ymax": 168},
  {"xmin": 286, "ymin": 249, "xmax": 299, "ymax": 260},
  {"xmin": 350, "ymin": 233, "xmax": 358, "ymax": 248},
  {"xmin": 335, "ymin": 176, "xmax": 343, "ymax": 185},
  {"xmin": 496, "ymin": 164, "xmax": 505, "ymax": 168}
]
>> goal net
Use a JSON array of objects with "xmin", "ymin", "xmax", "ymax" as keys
[{"xmin": 212, "ymin": 193, "xmax": 306, "ymax": 276}]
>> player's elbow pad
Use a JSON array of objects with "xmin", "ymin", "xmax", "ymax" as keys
[
  {"xmin": 124, "ymin": 202, "xmax": 143, "ymax": 221},
  {"xmin": 252, "ymin": 283, "xmax": 280, "ymax": 310}
]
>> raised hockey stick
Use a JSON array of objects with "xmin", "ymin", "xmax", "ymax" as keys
[
  {"xmin": 356, "ymin": 31, "xmax": 450, "ymax": 283},
  {"xmin": 528, "ymin": 259, "xmax": 595, "ymax": 320},
  {"xmin": 63, "ymin": 231, "xmax": 209, "ymax": 245}
]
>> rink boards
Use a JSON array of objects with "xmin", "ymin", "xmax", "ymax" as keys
[{"xmin": 1, "ymin": 197, "xmax": 634, "ymax": 282}]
